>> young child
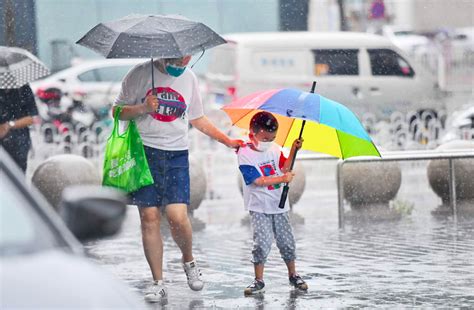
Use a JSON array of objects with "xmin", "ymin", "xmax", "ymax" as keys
[{"xmin": 237, "ymin": 111, "xmax": 308, "ymax": 295}]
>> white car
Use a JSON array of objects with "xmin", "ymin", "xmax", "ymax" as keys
[
  {"xmin": 441, "ymin": 104, "xmax": 474, "ymax": 143},
  {"xmin": 205, "ymin": 31, "xmax": 440, "ymax": 119},
  {"xmin": 30, "ymin": 58, "xmax": 145, "ymax": 110},
  {"xmin": 381, "ymin": 25, "xmax": 430, "ymax": 56},
  {"xmin": 439, "ymin": 27, "xmax": 474, "ymax": 63}
]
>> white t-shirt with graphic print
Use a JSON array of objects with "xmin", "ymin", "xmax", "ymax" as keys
[
  {"xmin": 237, "ymin": 142, "xmax": 290, "ymax": 214},
  {"xmin": 114, "ymin": 60, "xmax": 204, "ymax": 151}
]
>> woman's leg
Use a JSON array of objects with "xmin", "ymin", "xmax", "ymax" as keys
[
  {"xmin": 139, "ymin": 207, "xmax": 164, "ymax": 281},
  {"xmin": 165, "ymin": 203, "xmax": 194, "ymax": 262}
]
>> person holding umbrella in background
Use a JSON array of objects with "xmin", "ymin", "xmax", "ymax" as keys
[
  {"xmin": 0, "ymin": 46, "xmax": 49, "ymax": 173},
  {"xmin": 0, "ymin": 84, "xmax": 37, "ymax": 172},
  {"xmin": 77, "ymin": 14, "xmax": 244, "ymax": 303}
]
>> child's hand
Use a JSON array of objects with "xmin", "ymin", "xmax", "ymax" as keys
[
  {"xmin": 293, "ymin": 138, "xmax": 304, "ymax": 150},
  {"xmin": 282, "ymin": 171, "xmax": 295, "ymax": 183}
]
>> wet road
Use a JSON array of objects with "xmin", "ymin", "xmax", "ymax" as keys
[{"xmin": 85, "ymin": 147, "xmax": 474, "ymax": 309}]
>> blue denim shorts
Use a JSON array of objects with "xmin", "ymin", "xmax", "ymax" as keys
[{"xmin": 130, "ymin": 145, "xmax": 190, "ymax": 207}]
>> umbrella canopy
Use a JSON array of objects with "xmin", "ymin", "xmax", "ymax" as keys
[
  {"xmin": 76, "ymin": 14, "xmax": 227, "ymax": 59},
  {"xmin": 223, "ymin": 88, "xmax": 381, "ymax": 159},
  {"xmin": 0, "ymin": 46, "xmax": 50, "ymax": 89}
]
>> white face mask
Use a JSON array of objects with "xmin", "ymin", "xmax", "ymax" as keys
[{"xmin": 255, "ymin": 140, "xmax": 273, "ymax": 152}]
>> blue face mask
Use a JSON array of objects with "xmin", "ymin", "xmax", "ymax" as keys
[{"xmin": 165, "ymin": 64, "xmax": 186, "ymax": 77}]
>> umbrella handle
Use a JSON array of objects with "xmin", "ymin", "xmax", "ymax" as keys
[
  {"xmin": 278, "ymin": 185, "xmax": 290, "ymax": 209},
  {"xmin": 278, "ymin": 146, "xmax": 301, "ymax": 209}
]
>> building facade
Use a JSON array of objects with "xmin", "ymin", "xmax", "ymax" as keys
[{"xmin": 33, "ymin": 0, "xmax": 283, "ymax": 72}]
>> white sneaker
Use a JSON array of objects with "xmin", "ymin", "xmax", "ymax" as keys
[
  {"xmin": 144, "ymin": 280, "xmax": 167, "ymax": 303},
  {"xmin": 183, "ymin": 260, "xmax": 204, "ymax": 291}
]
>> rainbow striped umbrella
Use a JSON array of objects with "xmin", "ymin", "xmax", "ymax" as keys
[{"xmin": 222, "ymin": 87, "xmax": 381, "ymax": 159}]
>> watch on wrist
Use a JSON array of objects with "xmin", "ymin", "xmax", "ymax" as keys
[{"xmin": 8, "ymin": 120, "xmax": 15, "ymax": 128}]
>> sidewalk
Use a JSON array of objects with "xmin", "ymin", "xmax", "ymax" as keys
[{"xmin": 85, "ymin": 148, "xmax": 474, "ymax": 308}]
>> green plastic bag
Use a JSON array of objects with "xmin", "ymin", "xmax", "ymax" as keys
[{"xmin": 102, "ymin": 106, "xmax": 154, "ymax": 192}]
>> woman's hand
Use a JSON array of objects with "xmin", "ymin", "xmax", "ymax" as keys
[
  {"xmin": 144, "ymin": 95, "xmax": 159, "ymax": 113},
  {"xmin": 226, "ymin": 138, "xmax": 246, "ymax": 149},
  {"xmin": 0, "ymin": 123, "xmax": 11, "ymax": 139}
]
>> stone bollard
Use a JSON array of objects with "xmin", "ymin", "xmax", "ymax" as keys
[
  {"xmin": 160, "ymin": 153, "xmax": 207, "ymax": 232},
  {"xmin": 31, "ymin": 154, "xmax": 101, "ymax": 211},
  {"xmin": 288, "ymin": 162, "xmax": 306, "ymax": 208},
  {"xmin": 342, "ymin": 161, "xmax": 402, "ymax": 221},
  {"xmin": 427, "ymin": 140, "xmax": 474, "ymax": 216},
  {"xmin": 188, "ymin": 154, "xmax": 207, "ymax": 230},
  {"xmin": 238, "ymin": 161, "xmax": 306, "ymax": 225}
]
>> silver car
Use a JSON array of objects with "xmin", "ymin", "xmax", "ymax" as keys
[{"xmin": 0, "ymin": 147, "xmax": 142, "ymax": 308}]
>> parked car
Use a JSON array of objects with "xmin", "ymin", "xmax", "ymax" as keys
[
  {"xmin": 205, "ymin": 31, "xmax": 442, "ymax": 119},
  {"xmin": 441, "ymin": 104, "xmax": 474, "ymax": 143},
  {"xmin": 30, "ymin": 58, "xmax": 145, "ymax": 111},
  {"xmin": 437, "ymin": 27, "xmax": 474, "ymax": 64},
  {"xmin": 380, "ymin": 25, "xmax": 430, "ymax": 56},
  {"xmin": 0, "ymin": 147, "xmax": 142, "ymax": 308}
]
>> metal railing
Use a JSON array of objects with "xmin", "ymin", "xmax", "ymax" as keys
[{"xmin": 298, "ymin": 150, "xmax": 474, "ymax": 228}]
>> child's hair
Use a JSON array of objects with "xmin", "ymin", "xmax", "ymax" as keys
[{"xmin": 250, "ymin": 111, "xmax": 279, "ymax": 133}]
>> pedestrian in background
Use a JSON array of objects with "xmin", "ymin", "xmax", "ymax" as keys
[
  {"xmin": 0, "ymin": 84, "xmax": 38, "ymax": 173},
  {"xmin": 237, "ymin": 111, "xmax": 308, "ymax": 295}
]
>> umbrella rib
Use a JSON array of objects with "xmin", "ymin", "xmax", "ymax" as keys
[
  {"xmin": 137, "ymin": 17, "xmax": 182, "ymax": 57},
  {"xmin": 226, "ymin": 108, "xmax": 258, "ymax": 127},
  {"xmin": 143, "ymin": 25, "xmax": 182, "ymax": 58},
  {"xmin": 168, "ymin": 30, "xmax": 186, "ymax": 57},
  {"xmin": 281, "ymin": 118, "xmax": 296, "ymax": 148},
  {"xmin": 168, "ymin": 23, "xmax": 206, "ymax": 57},
  {"xmin": 127, "ymin": 17, "xmax": 196, "ymax": 58},
  {"xmin": 335, "ymin": 130, "xmax": 344, "ymax": 159},
  {"xmin": 107, "ymin": 18, "xmax": 150, "ymax": 58},
  {"xmin": 372, "ymin": 140, "xmax": 382, "ymax": 157}
]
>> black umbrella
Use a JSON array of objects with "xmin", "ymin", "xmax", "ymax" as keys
[
  {"xmin": 0, "ymin": 46, "xmax": 50, "ymax": 89},
  {"xmin": 76, "ymin": 14, "xmax": 226, "ymax": 59},
  {"xmin": 76, "ymin": 14, "xmax": 226, "ymax": 93}
]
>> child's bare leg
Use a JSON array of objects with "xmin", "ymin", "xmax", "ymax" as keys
[
  {"xmin": 286, "ymin": 260, "xmax": 308, "ymax": 290},
  {"xmin": 285, "ymin": 260, "xmax": 296, "ymax": 277},
  {"xmin": 254, "ymin": 263, "xmax": 265, "ymax": 280}
]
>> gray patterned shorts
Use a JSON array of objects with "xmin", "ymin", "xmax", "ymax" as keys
[{"xmin": 249, "ymin": 211, "xmax": 296, "ymax": 264}]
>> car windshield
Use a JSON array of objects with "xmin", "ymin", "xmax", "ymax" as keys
[{"xmin": 0, "ymin": 174, "xmax": 62, "ymax": 256}]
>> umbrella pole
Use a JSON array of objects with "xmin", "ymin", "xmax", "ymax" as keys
[
  {"xmin": 278, "ymin": 81, "xmax": 316, "ymax": 209},
  {"xmin": 151, "ymin": 57, "xmax": 156, "ymax": 95}
]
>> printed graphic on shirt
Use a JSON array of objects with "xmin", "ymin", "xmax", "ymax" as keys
[
  {"xmin": 239, "ymin": 165, "xmax": 261, "ymax": 186},
  {"xmin": 258, "ymin": 160, "xmax": 280, "ymax": 190},
  {"xmin": 144, "ymin": 87, "xmax": 186, "ymax": 122}
]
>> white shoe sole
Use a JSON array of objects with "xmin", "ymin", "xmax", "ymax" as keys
[
  {"xmin": 144, "ymin": 290, "xmax": 167, "ymax": 303},
  {"xmin": 244, "ymin": 288, "xmax": 265, "ymax": 296},
  {"xmin": 145, "ymin": 295, "xmax": 166, "ymax": 303},
  {"xmin": 188, "ymin": 281, "xmax": 204, "ymax": 291}
]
